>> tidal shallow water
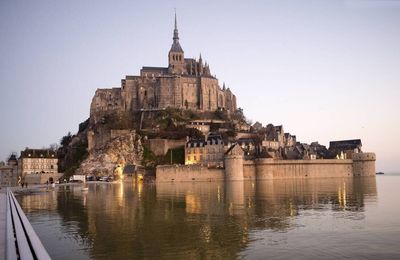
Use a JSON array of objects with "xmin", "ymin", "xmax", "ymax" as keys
[{"xmin": 16, "ymin": 175, "xmax": 400, "ymax": 259}]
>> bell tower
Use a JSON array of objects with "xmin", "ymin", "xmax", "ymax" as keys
[{"xmin": 168, "ymin": 11, "xmax": 185, "ymax": 74}]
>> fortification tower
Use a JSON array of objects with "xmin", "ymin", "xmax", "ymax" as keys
[
  {"xmin": 352, "ymin": 153, "xmax": 376, "ymax": 176},
  {"xmin": 168, "ymin": 12, "xmax": 185, "ymax": 74},
  {"xmin": 224, "ymin": 144, "xmax": 244, "ymax": 181}
]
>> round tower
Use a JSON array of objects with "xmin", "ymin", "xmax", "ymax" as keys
[
  {"xmin": 224, "ymin": 144, "xmax": 244, "ymax": 181},
  {"xmin": 352, "ymin": 153, "xmax": 376, "ymax": 176}
]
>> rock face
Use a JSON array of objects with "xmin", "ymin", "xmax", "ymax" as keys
[
  {"xmin": 77, "ymin": 130, "xmax": 143, "ymax": 176},
  {"xmin": 57, "ymin": 119, "xmax": 90, "ymax": 174}
]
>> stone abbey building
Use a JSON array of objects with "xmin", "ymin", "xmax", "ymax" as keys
[{"xmin": 90, "ymin": 14, "xmax": 237, "ymax": 117}]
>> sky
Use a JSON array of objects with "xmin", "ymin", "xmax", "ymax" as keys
[{"xmin": 0, "ymin": 0, "xmax": 399, "ymax": 172}]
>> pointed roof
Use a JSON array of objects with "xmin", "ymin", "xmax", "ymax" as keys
[
  {"xmin": 225, "ymin": 143, "xmax": 244, "ymax": 156},
  {"xmin": 170, "ymin": 11, "xmax": 184, "ymax": 53}
]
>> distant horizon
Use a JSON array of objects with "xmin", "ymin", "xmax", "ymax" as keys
[{"xmin": 1, "ymin": 0, "xmax": 399, "ymax": 172}]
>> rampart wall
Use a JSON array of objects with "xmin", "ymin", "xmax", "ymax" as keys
[
  {"xmin": 248, "ymin": 159, "xmax": 353, "ymax": 179},
  {"xmin": 352, "ymin": 153, "xmax": 376, "ymax": 177},
  {"xmin": 155, "ymin": 153, "xmax": 376, "ymax": 182},
  {"xmin": 156, "ymin": 165, "xmax": 224, "ymax": 183}
]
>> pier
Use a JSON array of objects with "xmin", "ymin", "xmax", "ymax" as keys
[{"xmin": 0, "ymin": 189, "xmax": 51, "ymax": 260}]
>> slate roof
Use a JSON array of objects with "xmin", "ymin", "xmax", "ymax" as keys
[
  {"xmin": 8, "ymin": 154, "xmax": 17, "ymax": 162},
  {"xmin": 275, "ymin": 125, "xmax": 283, "ymax": 132},
  {"xmin": 206, "ymin": 133, "xmax": 223, "ymax": 144},
  {"xmin": 20, "ymin": 148, "xmax": 56, "ymax": 159},
  {"xmin": 187, "ymin": 139, "xmax": 206, "ymax": 147},
  {"xmin": 170, "ymin": 42, "xmax": 184, "ymax": 52},
  {"xmin": 329, "ymin": 139, "xmax": 362, "ymax": 150},
  {"xmin": 187, "ymin": 133, "xmax": 223, "ymax": 147},
  {"xmin": 141, "ymin": 66, "xmax": 168, "ymax": 71},
  {"xmin": 225, "ymin": 143, "xmax": 244, "ymax": 156}
]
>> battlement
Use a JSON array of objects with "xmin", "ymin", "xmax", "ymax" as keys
[
  {"xmin": 352, "ymin": 152, "xmax": 376, "ymax": 161},
  {"xmin": 352, "ymin": 152, "xmax": 376, "ymax": 176}
]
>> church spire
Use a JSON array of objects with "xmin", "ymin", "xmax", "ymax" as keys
[
  {"xmin": 170, "ymin": 10, "xmax": 183, "ymax": 53},
  {"xmin": 173, "ymin": 9, "xmax": 179, "ymax": 43},
  {"xmin": 168, "ymin": 10, "xmax": 184, "ymax": 74},
  {"xmin": 174, "ymin": 9, "xmax": 177, "ymax": 29}
]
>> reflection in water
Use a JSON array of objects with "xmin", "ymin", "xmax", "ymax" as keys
[{"xmin": 16, "ymin": 177, "xmax": 380, "ymax": 259}]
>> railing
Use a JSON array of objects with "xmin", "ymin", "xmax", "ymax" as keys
[{"xmin": 5, "ymin": 189, "xmax": 51, "ymax": 260}]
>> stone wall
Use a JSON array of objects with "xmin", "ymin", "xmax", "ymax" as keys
[
  {"xmin": 24, "ymin": 173, "xmax": 63, "ymax": 185},
  {"xmin": 249, "ymin": 159, "xmax": 354, "ymax": 180},
  {"xmin": 156, "ymin": 164, "xmax": 224, "ymax": 182},
  {"xmin": 90, "ymin": 88, "xmax": 122, "ymax": 115},
  {"xmin": 0, "ymin": 165, "xmax": 18, "ymax": 186},
  {"xmin": 243, "ymin": 161, "xmax": 256, "ymax": 180},
  {"xmin": 91, "ymin": 73, "xmax": 237, "ymax": 115},
  {"xmin": 157, "ymin": 155, "xmax": 375, "ymax": 182},
  {"xmin": 88, "ymin": 129, "xmax": 132, "ymax": 152},
  {"xmin": 148, "ymin": 138, "xmax": 186, "ymax": 156},
  {"xmin": 87, "ymin": 127, "xmax": 111, "ymax": 151},
  {"xmin": 352, "ymin": 153, "xmax": 376, "ymax": 177}
]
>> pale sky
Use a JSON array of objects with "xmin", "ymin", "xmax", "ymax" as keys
[{"xmin": 1, "ymin": 0, "xmax": 399, "ymax": 172}]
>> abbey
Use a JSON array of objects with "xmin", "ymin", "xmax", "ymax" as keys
[{"xmin": 90, "ymin": 14, "xmax": 237, "ymax": 117}]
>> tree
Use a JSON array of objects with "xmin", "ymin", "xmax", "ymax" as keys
[
  {"xmin": 60, "ymin": 132, "xmax": 73, "ymax": 146},
  {"xmin": 49, "ymin": 143, "xmax": 60, "ymax": 151},
  {"xmin": 214, "ymin": 109, "xmax": 228, "ymax": 120}
]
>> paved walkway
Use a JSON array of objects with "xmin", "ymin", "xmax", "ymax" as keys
[{"xmin": 0, "ymin": 191, "xmax": 7, "ymax": 259}]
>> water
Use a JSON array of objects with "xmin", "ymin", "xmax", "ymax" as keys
[{"xmin": 16, "ymin": 175, "xmax": 400, "ymax": 259}]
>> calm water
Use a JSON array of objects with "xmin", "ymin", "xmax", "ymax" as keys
[{"xmin": 16, "ymin": 175, "xmax": 400, "ymax": 260}]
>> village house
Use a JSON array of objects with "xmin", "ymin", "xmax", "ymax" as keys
[
  {"xmin": 19, "ymin": 148, "xmax": 59, "ymax": 175},
  {"xmin": 329, "ymin": 139, "xmax": 362, "ymax": 159},
  {"xmin": 185, "ymin": 133, "xmax": 224, "ymax": 167}
]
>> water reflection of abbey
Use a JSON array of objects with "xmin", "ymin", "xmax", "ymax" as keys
[{"xmin": 18, "ymin": 177, "xmax": 377, "ymax": 259}]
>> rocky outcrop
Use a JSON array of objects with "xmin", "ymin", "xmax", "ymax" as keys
[
  {"xmin": 57, "ymin": 119, "xmax": 89, "ymax": 174},
  {"xmin": 77, "ymin": 130, "xmax": 143, "ymax": 176}
]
